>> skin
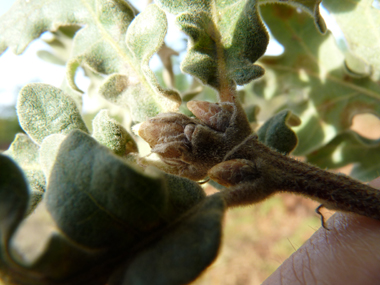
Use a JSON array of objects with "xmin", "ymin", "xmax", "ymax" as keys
[{"xmin": 263, "ymin": 177, "xmax": 380, "ymax": 285}]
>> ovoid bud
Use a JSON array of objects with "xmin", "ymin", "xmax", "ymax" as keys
[{"xmin": 139, "ymin": 100, "xmax": 252, "ymax": 180}]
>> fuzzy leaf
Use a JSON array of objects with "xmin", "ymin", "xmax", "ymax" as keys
[
  {"xmin": 45, "ymin": 130, "xmax": 169, "ymax": 248},
  {"xmin": 92, "ymin": 110, "xmax": 138, "ymax": 156},
  {"xmin": 0, "ymin": 154, "xmax": 29, "ymax": 283},
  {"xmin": 253, "ymin": 4, "xmax": 380, "ymax": 155},
  {"xmin": 307, "ymin": 130, "xmax": 380, "ymax": 182},
  {"xmin": 39, "ymin": 134, "xmax": 66, "ymax": 182},
  {"xmin": 4, "ymin": 134, "xmax": 45, "ymax": 214},
  {"xmin": 156, "ymin": 0, "xmax": 269, "ymax": 90},
  {"xmin": 115, "ymin": 194, "xmax": 225, "ymax": 285},
  {"xmin": 0, "ymin": 156, "xmax": 107, "ymax": 285},
  {"xmin": 257, "ymin": 110, "xmax": 301, "ymax": 154},
  {"xmin": 323, "ymin": 0, "xmax": 380, "ymax": 77},
  {"xmin": 99, "ymin": 3, "xmax": 181, "ymax": 122},
  {"xmin": 4, "ymin": 134, "xmax": 45, "ymax": 192},
  {"xmin": 0, "ymin": 155, "xmax": 29, "ymax": 243},
  {"xmin": 17, "ymin": 83, "xmax": 88, "ymax": 145},
  {"xmin": 0, "ymin": 1, "xmax": 180, "ymax": 122}
]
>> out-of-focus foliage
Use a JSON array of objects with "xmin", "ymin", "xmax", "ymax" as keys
[
  {"xmin": 247, "ymin": 3, "xmax": 380, "ymax": 181},
  {"xmin": 0, "ymin": 0, "xmax": 380, "ymax": 284},
  {"xmin": 323, "ymin": 0, "xmax": 380, "ymax": 79},
  {"xmin": 0, "ymin": 0, "xmax": 180, "ymax": 122}
]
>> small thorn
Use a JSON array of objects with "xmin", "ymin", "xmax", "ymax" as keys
[{"xmin": 316, "ymin": 204, "xmax": 330, "ymax": 231}]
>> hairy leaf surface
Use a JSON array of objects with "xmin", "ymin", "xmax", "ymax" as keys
[
  {"xmin": 0, "ymin": 1, "xmax": 180, "ymax": 122},
  {"xmin": 17, "ymin": 83, "xmax": 88, "ymax": 145},
  {"xmin": 46, "ymin": 130, "xmax": 169, "ymax": 248},
  {"xmin": 257, "ymin": 110, "xmax": 301, "ymax": 154},
  {"xmin": 253, "ymin": 4, "xmax": 380, "ymax": 155},
  {"xmin": 156, "ymin": 0, "xmax": 269, "ymax": 93},
  {"xmin": 4, "ymin": 134, "xmax": 45, "ymax": 214},
  {"xmin": 92, "ymin": 110, "xmax": 138, "ymax": 156},
  {"xmin": 116, "ymin": 195, "xmax": 225, "ymax": 285}
]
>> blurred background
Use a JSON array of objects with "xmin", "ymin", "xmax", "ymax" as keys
[{"xmin": 1, "ymin": 1, "xmax": 380, "ymax": 284}]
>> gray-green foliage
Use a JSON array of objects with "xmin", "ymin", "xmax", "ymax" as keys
[
  {"xmin": 249, "ymin": 3, "xmax": 380, "ymax": 181},
  {"xmin": 0, "ymin": 131, "xmax": 225, "ymax": 284},
  {"xmin": 0, "ymin": 0, "xmax": 380, "ymax": 284},
  {"xmin": 0, "ymin": 0, "xmax": 180, "ymax": 122},
  {"xmin": 156, "ymin": 0, "xmax": 269, "ymax": 89}
]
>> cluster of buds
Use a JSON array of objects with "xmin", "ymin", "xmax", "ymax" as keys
[{"xmin": 138, "ymin": 100, "xmax": 253, "ymax": 181}]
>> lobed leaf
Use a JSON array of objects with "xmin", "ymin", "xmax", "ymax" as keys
[
  {"xmin": 0, "ymin": 0, "xmax": 180, "ymax": 122},
  {"xmin": 99, "ymin": 3, "xmax": 181, "ymax": 121},
  {"xmin": 307, "ymin": 130, "xmax": 380, "ymax": 182},
  {"xmin": 45, "ymin": 130, "xmax": 169, "ymax": 248},
  {"xmin": 257, "ymin": 110, "xmax": 301, "ymax": 154},
  {"xmin": 17, "ymin": 83, "xmax": 88, "ymax": 145},
  {"xmin": 253, "ymin": 4, "xmax": 380, "ymax": 155},
  {"xmin": 156, "ymin": 0, "xmax": 269, "ymax": 91}
]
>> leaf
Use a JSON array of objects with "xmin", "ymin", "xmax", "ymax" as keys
[
  {"xmin": 99, "ymin": 3, "xmax": 181, "ymax": 122},
  {"xmin": 4, "ymin": 134, "xmax": 45, "ymax": 214},
  {"xmin": 92, "ymin": 109, "xmax": 138, "ymax": 156},
  {"xmin": 45, "ymin": 130, "xmax": 170, "ymax": 248},
  {"xmin": 163, "ymin": 173, "xmax": 207, "ymax": 216},
  {"xmin": 0, "ymin": 154, "xmax": 29, "ymax": 282},
  {"xmin": 4, "ymin": 134, "xmax": 45, "ymax": 191},
  {"xmin": 323, "ymin": 0, "xmax": 380, "ymax": 77},
  {"xmin": 17, "ymin": 83, "xmax": 88, "ymax": 145},
  {"xmin": 0, "ymin": 1, "xmax": 180, "ymax": 122},
  {"xmin": 39, "ymin": 134, "xmax": 66, "ymax": 182},
  {"xmin": 257, "ymin": 110, "xmax": 301, "ymax": 154},
  {"xmin": 110, "ymin": 194, "xmax": 225, "ymax": 285},
  {"xmin": 252, "ymin": 4, "xmax": 380, "ymax": 155},
  {"xmin": 0, "ymin": 156, "xmax": 108, "ymax": 284},
  {"xmin": 258, "ymin": 0, "xmax": 326, "ymax": 33},
  {"xmin": 0, "ymin": 155, "xmax": 29, "ymax": 244},
  {"xmin": 307, "ymin": 130, "xmax": 380, "ymax": 182},
  {"xmin": 156, "ymin": 0, "xmax": 269, "ymax": 91}
]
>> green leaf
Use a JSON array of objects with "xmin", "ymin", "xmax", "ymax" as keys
[
  {"xmin": 39, "ymin": 134, "xmax": 66, "ymax": 182},
  {"xmin": 45, "ymin": 130, "xmax": 169, "ymax": 248},
  {"xmin": 307, "ymin": 130, "xmax": 380, "ymax": 182},
  {"xmin": 252, "ymin": 4, "xmax": 380, "ymax": 155},
  {"xmin": 258, "ymin": 0, "xmax": 326, "ymax": 33},
  {"xmin": 92, "ymin": 109, "xmax": 138, "ymax": 156},
  {"xmin": 156, "ymin": 0, "xmax": 269, "ymax": 90},
  {"xmin": 323, "ymin": 0, "xmax": 380, "ymax": 78},
  {"xmin": 0, "ymin": 1, "xmax": 180, "ymax": 122},
  {"xmin": 17, "ymin": 83, "xmax": 88, "ymax": 145},
  {"xmin": 0, "ymin": 157, "xmax": 107, "ymax": 284},
  {"xmin": 111, "ymin": 194, "xmax": 225, "ymax": 285},
  {"xmin": 0, "ymin": 154, "xmax": 29, "ymax": 243},
  {"xmin": 257, "ymin": 110, "xmax": 301, "ymax": 154},
  {"xmin": 0, "ymin": 154, "xmax": 29, "ymax": 283},
  {"xmin": 163, "ymin": 173, "xmax": 207, "ymax": 216},
  {"xmin": 99, "ymin": 3, "xmax": 181, "ymax": 122},
  {"xmin": 4, "ymin": 134, "xmax": 45, "ymax": 214}
]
